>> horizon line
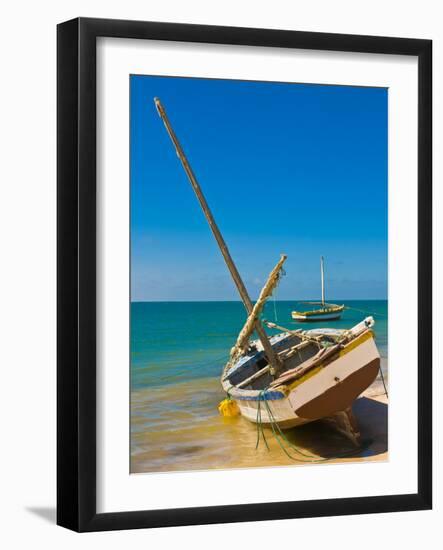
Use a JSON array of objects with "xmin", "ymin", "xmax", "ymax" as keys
[{"xmin": 131, "ymin": 298, "xmax": 388, "ymax": 303}]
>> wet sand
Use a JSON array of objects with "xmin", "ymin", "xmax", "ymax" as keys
[{"xmin": 131, "ymin": 371, "xmax": 388, "ymax": 474}]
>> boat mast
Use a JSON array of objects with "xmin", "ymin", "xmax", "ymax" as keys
[
  {"xmin": 154, "ymin": 98, "xmax": 282, "ymax": 374},
  {"xmin": 320, "ymin": 256, "xmax": 325, "ymax": 306}
]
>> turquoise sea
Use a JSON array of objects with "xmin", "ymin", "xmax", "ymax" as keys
[
  {"xmin": 130, "ymin": 300, "xmax": 388, "ymax": 472},
  {"xmin": 131, "ymin": 300, "xmax": 387, "ymax": 390}
]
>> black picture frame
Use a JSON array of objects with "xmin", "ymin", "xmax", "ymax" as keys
[{"xmin": 57, "ymin": 17, "xmax": 432, "ymax": 532}]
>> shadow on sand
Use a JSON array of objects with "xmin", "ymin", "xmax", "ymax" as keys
[{"xmin": 280, "ymin": 396, "xmax": 388, "ymax": 460}]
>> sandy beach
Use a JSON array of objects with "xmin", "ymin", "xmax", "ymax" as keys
[{"xmin": 131, "ymin": 373, "xmax": 388, "ymax": 474}]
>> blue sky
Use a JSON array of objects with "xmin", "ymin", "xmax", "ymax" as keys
[{"xmin": 130, "ymin": 75, "xmax": 387, "ymax": 302}]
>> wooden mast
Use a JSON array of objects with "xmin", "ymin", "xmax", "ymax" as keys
[
  {"xmin": 320, "ymin": 256, "xmax": 325, "ymax": 307},
  {"xmin": 154, "ymin": 97, "xmax": 282, "ymax": 374}
]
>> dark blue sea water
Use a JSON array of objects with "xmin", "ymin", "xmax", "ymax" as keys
[{"xmin": 130, "ymin": 300, "xmax": 387, "ymax": 391}]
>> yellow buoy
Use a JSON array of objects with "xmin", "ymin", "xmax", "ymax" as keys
[{"xmin": 218, "ymin": 397, "xmax": 240, "ymax": 417}]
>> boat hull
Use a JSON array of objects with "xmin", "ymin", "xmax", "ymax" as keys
[
  {"xmin": 234, "ymin": 331, "xmax": 380, "ymax": 428},
  {"xmin": 291, "ymin": 311, "xmax": 343, "ymax": 321},
  {"xmin": 291, "ymin": 304, "xmax": 345, "ymax": 322}
]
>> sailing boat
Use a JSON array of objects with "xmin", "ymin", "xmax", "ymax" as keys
[
  {"xmin": 291, "ymin": 256, "xmax": 344, "ymax": 321},
  {"xmin": 154, "ymin": 98, "xmax": 380, "ymax": 445}
]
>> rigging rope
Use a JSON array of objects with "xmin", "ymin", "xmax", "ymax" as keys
[
  {"xmin": 273, "ymin": 292, "xmax": 278, "ymax": 323},
  {"xmin": 344, "ymin": 305, "xmax": 386, "ymax": 318},
  {"xmin": 272, "ymin": 265, "xmax": 284, "ymax": 324},
  {"xmin": 378, "ymin": 367, "xmax": 389, "ymax": 398}
]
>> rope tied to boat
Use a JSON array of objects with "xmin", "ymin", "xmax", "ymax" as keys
[
  {"xmin": 344, "ymin": 305, "xmax": 386, "ymax": 318},
  {"xmin": 254, "ymin": 390, "xmax": 372, "ymax": 462},
  {"xmin": 378, "ymin": 367, "xmax": 389, "ymax": 398},
  {"xmin": 255, "ymin": 391, "xmax": 328, "ymax": 462}
]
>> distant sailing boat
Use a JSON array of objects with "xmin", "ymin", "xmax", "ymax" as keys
[{"xmin": 291, "ymin": 257, "xmax": 344, "ymax": 321}]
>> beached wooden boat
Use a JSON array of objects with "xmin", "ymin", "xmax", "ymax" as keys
[
  {"xmin": 154, "ymin": 97, "xmax": 381, "ymax": 445},
  {"xmin": 291, "ymin": 256, "xmax": 344, "ymax": 321},
  {"xmin": 221, "ymin": 316, "xmax": 379, "ymax": 443}
]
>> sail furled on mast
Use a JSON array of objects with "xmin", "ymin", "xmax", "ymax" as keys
[{"xmin": 229, "ymin": 254, "xmax": 287, "ymax": 366}]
